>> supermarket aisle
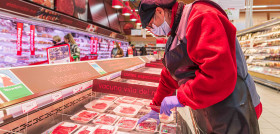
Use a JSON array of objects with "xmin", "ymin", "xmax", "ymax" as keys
[{"xmin": 256, "ymin": 83, "xmax": 280, "ymax": 134}]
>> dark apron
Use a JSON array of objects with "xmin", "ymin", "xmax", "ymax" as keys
[{"xmin": 162, "ymin": 1, "xmax": 260, "ymax": 134}]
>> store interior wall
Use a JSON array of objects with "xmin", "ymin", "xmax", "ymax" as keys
[{"xmin": 234, "ymin": 12, "xmax": 280, "ymax": 31}]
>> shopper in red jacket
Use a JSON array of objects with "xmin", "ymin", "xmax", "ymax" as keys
[{"xmin": 138, "ymin": 0, "xmax": 262, "ymax": 133}]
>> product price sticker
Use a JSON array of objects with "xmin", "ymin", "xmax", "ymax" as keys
[
  {"xmin": 52, "ymin": 91, "xmax": 63, "ymax": 102},
  {"xmin": 22, "ymin": 100, "xmax": 38, "ymax": 114}
]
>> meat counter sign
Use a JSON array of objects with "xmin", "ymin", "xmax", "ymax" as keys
[
  {"xmin": 30, "ymin": 25, "xmax": 35, "ymax": 55},
  {"xmin": 0, "ymin": 70, "xmax": 33, "ymax": 101},
  {"xmin": 47, "ymin": 44, "xmax": 71, "ymax": 64}
]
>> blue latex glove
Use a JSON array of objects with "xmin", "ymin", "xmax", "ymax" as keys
[
  {"xmin": 160, "ymin": 96, "xmax": 184, "ymax": 116},
  {"xmin": 137, "ymin": 110, "xmax": 160, "ymax": 125}
]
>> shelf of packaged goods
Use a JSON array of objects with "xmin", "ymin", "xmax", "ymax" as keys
[
  {"xmin": 254, "ymin": 31, "xmax": 280, "ymax": 38},
  {"xmin": 248, "ymin": 70, "xmax": 280, "ymax": 89},
  {"xmin": 253, "ymin": 60, "xmax": 280, "ymax": 63},
  {"xmin": 243, "ymin": 45, "xmax": 280, "ymax": 49},
  {"xmin": 245, "ymin": 53, "xmax": 280, "ymax": 56}
]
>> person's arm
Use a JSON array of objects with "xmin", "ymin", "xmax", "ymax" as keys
[
  {"xmin": 119, "ymin": 48, "xmax": 124, "ymax": 57},
  {"xmin": 151, "ymin": 67, "xmax": 179, "ymax": 112},
  {"xmin": 177, "ymin": 11, "xmax": 237, "ymax": 110}
]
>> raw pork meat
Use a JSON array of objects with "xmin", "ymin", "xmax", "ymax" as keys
[
  {"xmin": 100, "ymin": 96, "xmax": 117, "ymax": 101},
  {"xmin": 92, "ymin": 103, "xmax": 107, "ymax": 109},
  {"xmin": 137, "ymin": 120, "xmax": 157, "ymax": 132},
  {"xmin": 93, "ymin": 114, "xmax": 119, "ymax": 125},
  {"xmin": 117, "ymin": 117, "xmax": 138, "ymax": 129},
  {"xmin": 120, "ymin": 107, "xmax": 136, "ymax": 114},
  {"xmin": 73, "ymin": 111, "xmax": 98, "ymax": 122},
  {"xmin": 160, "ymin": 124, "xmax": 177, "ymax": 134},
  {"xmin": 78, "ymin": 129, "xmax": 90, "ymax": 134},
  {"xmin": 52, "ymin": 122, "xmax": 78, "ymax": 134},
  {"xmin": 93, "ymin": 125, "xmax": 117, "ymax": 134}
]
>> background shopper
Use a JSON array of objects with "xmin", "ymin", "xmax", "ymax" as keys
[
  {"xmin": 131, "ymin": 44, "xmax": 138, "ymax": 56},
  {"xmin": 111, "ymin": 42, "xmax": 124, "ymax": 58},
  {"xmin": 140, "ymin": 44, "xmax": 148, "ymax": 55},
  {"xmin": 51, "ymin": 35, "xmax": 62, "ymax": 46},
  {"xmin": 138, "ymin": 0, "xmax": 262, "ymax": 133},
  {"xmin": 64, "ymin": 33, "xmax": 80, "ymax": 61}
]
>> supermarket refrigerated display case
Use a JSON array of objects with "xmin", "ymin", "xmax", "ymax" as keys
[
  {"xmin": 0, "ymin": 55, "xmax": 187, "ymax": 134},
  {"xmin": 0, "ymin": 13, "xmax": 129, "ymax": 68},
  {"xmin": 237, "ymin": 18, "xmax": 280, "ymax": 90}
]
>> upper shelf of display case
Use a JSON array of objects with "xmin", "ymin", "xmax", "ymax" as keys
[
  {"xmin": 237, "ymin": 18, "xmax": 280, "ymax": 36},
  {"xmin": 0, "ymin": 56, "xmax": 155, "ymax": 110}
]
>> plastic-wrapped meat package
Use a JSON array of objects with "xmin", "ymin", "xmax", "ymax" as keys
[
  {"xmin": 93, "ymin": 125, "xmax": 118, "ymax": 134},
  {"xmin": 115, "ymin": 117, "xmax": 138, "ymax": 131},
  {"xmin": 119, "ymin": 96, "xmax": 137, "ymax": 103},
  {"xmin": 74, "ymin": 126, "xmax": 96, "ymax": 134},
  {"xmin": 131, "ymin": 100, "xmax": 145, "ymax": 106},
  {"xmin": 160, "ymin": 124, "xmax": 177, "ymax": 134},
  {"xmin": 114, "ymin": 98, "xmax": 129, "ymax": 104},
  {"xmin": 70, "ymin": 110, "xmax": 99, "ymax": 123},
  {"xmin": 125, "ymin": 80, "xmax": 140, "ymax": 85},
  {"xmin": 93, "ymin": 114, "xmax": 120, "ymax": 125},
  {"xmin": 49, "ymin": 122, "xmax": 80, "ymax": 134},
  {"xmin": 113, "ymin": 104, "xmax": 142, "ymax": 117},
  {"xmin": 85, "ymin": 100, "xmax": 113, "ymax": 112},
  {"xmin": 99, "ymin": 95, "xmax": 118, "ymax": 102},
  {"xmin": 136, "ymin": 119, "xmax": 158, "ymax": 133},
  {"xmin": 159, "ymin": 112, "xmax": 174, "ymax": 123}
]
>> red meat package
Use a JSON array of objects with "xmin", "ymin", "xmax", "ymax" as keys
[
  {"xmin": 46, "ymin": 122, "xmax": 80, "ymax": 134},
  {"xmin": 99, "ymin": 95, "xmax": 118, "ymax": 102},
  {"xmin": 93, "ymin": 114, "xmax": 120, "ymax": 125},
  {"xmin": 160, "ymin": 112, "xmax": 174, "ymax": 124},
  {"xmin": 113, "ymin": 104, "xmax": 142, "ymax": 117},
  {"xmin": 136, "ymin": 119, "xmax": 158, "ymax": 133},
  {"xmin": 74, "ymin": 126, "xmax": 96, "ymax": 134},
  {"xmin": 119, "ymin": 96, "xmax": 137, "ymax": 103},
  {"xmin": 70, "ymin": 110, "xmax": 99, "ymax": 123},
  {"xmin": 85, "ymin": 100, "xmax": 113, "ymax": 112},
  {"xmin": 93, "ymin": 125, "xmax": 118, "ymax": 134},
  {"xmin": 160, "ymin": 124, "xmax": 177, "ymax": 134},
  {"xmin": 115, "ymin": 117, "xmax": 139, "ymax": 131}
]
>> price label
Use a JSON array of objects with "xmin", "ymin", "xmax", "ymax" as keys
[
  {"xmin": 73, "ymin": 86, "xmax": 81, "ymax": 94},
  {"xmin": 22, "ymin": 100, "xmax": 37, "ymax": 113},
  {"xmin": 52, "ymin": 91, "xmax": 62, "ymax": 102}
]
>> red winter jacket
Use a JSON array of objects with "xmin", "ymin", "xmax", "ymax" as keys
[{"xmin": 151, "ymin": 2, "xmax": 262, "ymax": 119}]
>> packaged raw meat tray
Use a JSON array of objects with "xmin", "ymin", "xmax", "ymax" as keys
[
  {"xmin": 160, "ymin": 112, "xmax": 174, "ymax": 124},
  {"xmin": 74, "ymin": 126, "xmax": 96, "ymax": 134},
  {"xmin": 119, "ymin": 96, "xmax": 137, "ymax": 103},
  {"xmin": 70, "ymin": 110, "xmax": 99, "ymax": 123},
  {"xmin": 114, "ymin": 98, "xmax": 130, "ymax": 104},
  {"xmin": 85, "ymin": 100, "xmax": 113, "ymax": 112},
  {"xmin": 113, "ymin": 104, "xmax": 142, "ymax": 117},
  {"xmin": 125, "ymin": 80, "xmax": 140, "ymax": 85},
  {"xmin": 115, "ymin": 117, "xmax": 139, "ymax": 131},
  {"xmin": 93, "ymin": 125, "xmax": 118, "ymax": 134},
  {"xmin": 99, "ymin": 95, "xmax": 118, "ymax": 102},
  {"xmin": 93, "ymin": 114, "xmax": 120, "ymax": 125},
  {"xmin": 136, "ymin": 119, "xmax": 158, "ymax": 133},
  {"xmin": 159, "ymin": 124, "xmax": 177, "ymax": 134},
  {"xmin": 42, "ymin": 122, "xmax": 81, "ymax": 134}
]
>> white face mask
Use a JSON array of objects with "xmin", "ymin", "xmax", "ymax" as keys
[
  {"xmin": 113, "ymin": 45, "xmax": 117, "ymax": 48},
  {"xmin": 151, "ymin": 16, "xmax": 171, "ymax": 36}
]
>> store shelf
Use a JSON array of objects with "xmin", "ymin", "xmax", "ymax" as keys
[{"xmin": 249, "ymin": 70, "xmax": 280, "ymax": 89}]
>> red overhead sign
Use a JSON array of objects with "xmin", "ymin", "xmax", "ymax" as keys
[
  {"xmin": 30, "ymin": 25, "xmax": 35, "ymax": 55},
  {"xmin": 16, "ymin": 23, "xmax": 23, "ymax": 56}
]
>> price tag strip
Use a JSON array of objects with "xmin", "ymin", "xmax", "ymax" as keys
[{"xmin": 22, "ymin": 100, "xmax": 38, "ymax": 114}]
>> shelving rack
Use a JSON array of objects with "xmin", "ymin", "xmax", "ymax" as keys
[{"xmin": 237, "ymin": 18, "xmax": 280, "ymax": 90}]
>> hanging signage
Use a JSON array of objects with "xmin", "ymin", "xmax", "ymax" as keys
[
  {"xmin": 94, "ymin": 37, "xmax": 98, "ymax": 54},
  {"xmin": 127, "ymin": 46, "xmax": 133, "ymax": 57},
  {"xmin": 90, "ymin": 37, "xmax": 94, "ymax": 54},
  {"xmin": 16, "ymin": 23, "xmax": 23, "ymax": 56},
  {"xmin": 30, "ymin": 25, "xmax": 35, "ymax": 55}
]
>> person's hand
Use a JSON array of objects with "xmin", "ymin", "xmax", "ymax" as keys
[
  {"xmin": 115, "ymin": 55, "xmax": 120, "ymax": 58},
  {"xmin": 137, "ymin": 110, "xmax": 160, "ymax": 125},
  {"xmin": 160, "ymin": 96, "xmax": 184, "ymax": 116}
]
